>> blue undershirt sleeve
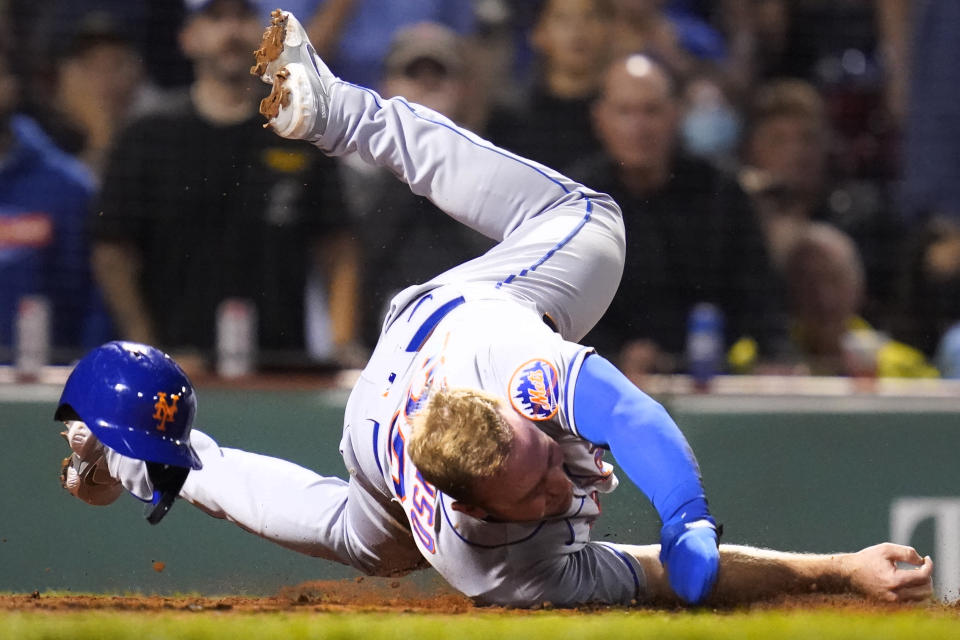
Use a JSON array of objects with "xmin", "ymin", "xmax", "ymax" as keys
[{"xmin": 573, "ymin": 354, "xmax": 709, "ymax": 524}]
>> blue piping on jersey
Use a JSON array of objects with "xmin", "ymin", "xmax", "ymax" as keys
[
  {"xmin": 496, "ymin": 196, "xmax": 594, "ymax": 290},
  {"xmin": 406, "ymin": 294, "xmax": 433, "ymax": 322},
  {"xmin": 438, "ymin": 493, "xmax": 545, "ymax": 548},
  {"xmin": 562, "ymin": 495, "xmax": 588, "ymax": 545},
  {"xmin": 368, "ymin": 419, "xmax": 383, "ymax": 477},
  {"xmin": 603, "ymin": 543, "xmax": 642, "ymax": 602},
  {"xmin": 405, "ymin": 296, "xmax": 465, "ymax": 352}
]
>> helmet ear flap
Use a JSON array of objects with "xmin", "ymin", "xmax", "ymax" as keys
[{"xmin": 145, "ymin": 462, "xmax": 191, "ymax": 525}]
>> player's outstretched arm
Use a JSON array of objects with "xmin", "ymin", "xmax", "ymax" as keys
[
  {"xmin": 618, "ymin": 542, "xmax": 934, "ymax": 606},
  {"xmin": 573, "ymin": 355, "xmax": 719, "ymax": 604}
]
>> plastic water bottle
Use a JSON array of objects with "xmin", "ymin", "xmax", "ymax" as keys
[
  {"xmin": 936, "ymin": 322, "xmax": 960, "ymax": 379},
  {"xmin": 15, "ymin": 295, "xmax": 51, "ymax": 381},
  {"xmin": 216, "ymin": 298, "xmax": 257, "ymax": 378},
  {"xmin": 686, "ymin": 303, "xmax": 724, "ymax": 391}
]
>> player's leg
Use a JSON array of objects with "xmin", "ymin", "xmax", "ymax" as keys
[
  {"xmin": 104, "ymin": 428, "xmax": 423, "ymax": 576},
  {"xmin": 251, "ymin": 11, "xmax": 624, "ymax": 341},
  {"xmin": 613, "ymin": 542, "xmax": 934, "ymax": 605}
]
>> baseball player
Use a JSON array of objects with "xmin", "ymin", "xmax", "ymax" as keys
[{"xmin": 56, "ymin": 10, "xmax": 934, "ymax": 607}]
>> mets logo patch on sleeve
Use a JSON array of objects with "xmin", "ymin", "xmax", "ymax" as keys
[{"xmin": 509, "ymin": 359, "xmax": 560, "ymax": 421}]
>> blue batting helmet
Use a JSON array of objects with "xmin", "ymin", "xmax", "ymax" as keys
[{"xmin": 55, "ymin": 341, "xmax": 202, "ymax": 469}]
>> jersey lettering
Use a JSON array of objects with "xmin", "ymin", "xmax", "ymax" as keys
[
  {"xmin": 410, "ymin": 482, "xmax": 437, "ymax": 554},
  {"xmin": 390, "ymin": 416, "xmax": 406, "ymax": 500}
]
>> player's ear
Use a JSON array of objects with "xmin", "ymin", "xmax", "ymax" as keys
[{"xmin": 450, "ymin": 501, "xmax": 488, "ymax": 520}]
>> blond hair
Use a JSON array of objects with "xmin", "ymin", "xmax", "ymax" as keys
[{"xmin": 408, "ymin": 388, "xmax": 514, "ymax": 503}]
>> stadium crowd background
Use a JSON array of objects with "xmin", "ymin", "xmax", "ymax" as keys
[{"xmin": 2, "ymin": 0, "xmax": 959, "ymax": 383}]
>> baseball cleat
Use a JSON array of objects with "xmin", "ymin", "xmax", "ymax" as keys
[{"xmin": 251, "ymin": 9, "xmax": 336, "ymax": 140}]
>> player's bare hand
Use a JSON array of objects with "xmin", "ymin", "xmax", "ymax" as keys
[{"xmin": 842, "ymin": 543, "xmax": 933, "ymax": 602}]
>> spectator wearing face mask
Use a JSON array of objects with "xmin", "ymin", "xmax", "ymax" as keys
[{"xmin": 677, "ymin": 70, "xmax": 741, "ymax": 170}]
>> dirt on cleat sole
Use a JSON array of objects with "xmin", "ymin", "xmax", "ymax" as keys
[
  {"xmin": 259, "ymin": 68, "xmax": 291, "ymax": 125},
  {"xmin": 250, "ymin": 9, "xmax": 288, "ymax": 77}
]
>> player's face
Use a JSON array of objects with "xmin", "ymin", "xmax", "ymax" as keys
[{"xmin": 467, "ymin": 409, "xmax": 574, "ymax": 522}]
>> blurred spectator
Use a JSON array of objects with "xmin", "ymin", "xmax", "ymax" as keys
[
  {"xmin": 381, "ymin": 23, "xmax": 472, "ymax": 125},
  {"xmin": 878, "ymin": 0, "xmax": 960, "ymax": 226},
  {"xmin": 874, "ymin": 1, "xmax": 960, "ymax": 363},
  {"xmin": 0, "ymin": 43, "xmax": 112, "ymax": 363},
  {"xmin": 90, "ymin": 0, "xmax": 358, "ymax": 375},
  {"xmin": 10, "ymin": 1, "xmax": 193, "ymax": 115},
  {"xmin": 28, "ymin": 12, "xmax": 150, "ymax": 178},
  {"xmin": 783, "ymin": 222, "xmax": 935, "ymax": 378},
  {"xmin": 740, "ymin": 78, "xmax": 902, "ymax": 321},
  {"xmin": 305, "ymin": 0, "xmax": 475, "ymax": 91},
  {"xmin": 894, "ymin": 218, "xmax": 960, "ymax": 360},
  {"xmin": 751, "ymin": 0, "xmax": 879, "ymax": 85},
  {"xmin": 740, "ymin": 79, "xmax": 828, "ymax": 269},
  {"xmin": 341, "ymin": 22, "xmax": 494, "ymax": 347},
  {"xmin": 678, "ymin": 70, "xmax": 741, "ymax": 169},
  {"xmin": 486, "ymin": 0, "xmax": 613, "ymax": 170},
  {"xmin": 609, "ymin": 0, "xmax": 725, "ymax": 78},
  {"xmin": 570, "ymin": 54, "xmax": 784, "ymax": 379}
]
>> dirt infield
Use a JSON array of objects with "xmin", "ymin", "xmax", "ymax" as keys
[{"xmin": 3, "ymin": 576, "xmax": 959, "ymax": 616}]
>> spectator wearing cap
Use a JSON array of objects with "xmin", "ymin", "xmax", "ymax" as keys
[
  {"xmin": 340, "ymin": 22, "xmax": 494, "ymax": 348},
  {"xmin": 90, "ymin": 0, "xmax": 360, "ymax": 375},
  {"xmin": 486, "ymin": 0, "xmax": 612, "ymax": 171},
  {"xmin": 380, "ymin": 22, "xmax": 471, "ymax": 124},
  {"xmin": 303, "ymin": 0, "xmax": 476, "ymax": 91}
]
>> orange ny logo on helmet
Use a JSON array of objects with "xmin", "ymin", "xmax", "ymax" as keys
[{"xmin": 152, "ymin": 392, "xmax": 179, "ymax": 432}]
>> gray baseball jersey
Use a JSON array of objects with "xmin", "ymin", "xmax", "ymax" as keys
[{"xmin": 107, "ymin": 80, "xmax": 642, "ymax": 606}]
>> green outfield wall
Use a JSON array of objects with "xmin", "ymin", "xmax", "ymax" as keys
[{"xmin": 2, "ymin": 383, "xmax": 958, "ymax": 598}]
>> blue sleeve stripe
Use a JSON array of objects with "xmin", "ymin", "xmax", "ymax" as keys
[{"xmin": 563, "ymin": 347, "xmax": 594, "ymax": 438}]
